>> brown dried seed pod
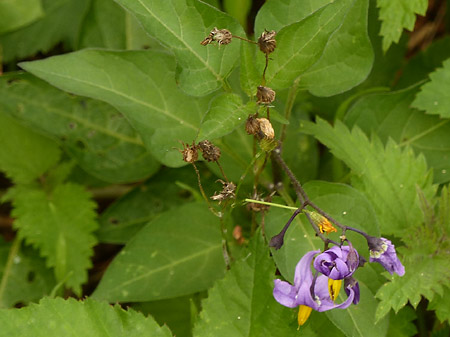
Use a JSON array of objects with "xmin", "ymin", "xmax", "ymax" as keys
[
  {"xmin": 256, "ymin": 86, "xmax": 276, "ymax": 104},
  {"xmin": 211, "ymin": 180, "xmax": 236, "ymax": 203},
  {"xmin": 198, "ymin": 140, "xmax": 221, "ymax": 162},
  {"xmin": 256, "ymin": 118, "xmax": 275, "ymax": 139},
  {"xmin": 201, "ymin": 27, "xmax": 232, "ymax": 46},
  {"xmin": 258, "ymin": 30, "xmax": 277, "ymax": 54},
  {"xmin": 245, "ymin": 114, "xmax": 260, "ymax": 136},
  {"xmin": 179, "ymin": 141, "xmax": 198, "ymax": 163}
]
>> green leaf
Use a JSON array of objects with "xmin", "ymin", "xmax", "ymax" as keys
[
  {"xmin": 20, "ymin": 49, "xmax": 212, "ymax": 167},
  {"xmin": 0, "ymin": 111, "xmax": 60, "ymax": 184},
  {"xmin": 9, "ymin": 183, "xmax": 98, "ymax": 294},
  {"xmin": 0, "ymin": 239, "xmax": 55, "ymax": 308},
  {"xmin": 198, "ymin": 94, "xmax": 256, "ymax": 141},
  {"xmin": 386, "ymin": 307, "xmax": 417, "ymax": 337},
  {"xmin": 428, "ymin": 287, "xmax": 450, "ymax": 324},
  {"xmin": 113, "ymin": 0, "xmax": 244, "ymax": 96},
  {"xmin": 92, "ymin": 203, "xmax": 226, "ymax": 302},
  {"xmin": 254, "ymin": 0, "xmax": 334, "ymax": 33},
  {"xmin": 300, "ymin": 118, "xmax": 436, "ymax": 236},
  {"xmin": 0, "ymin": 0, "xmax": 90, "ymax": 63},
  {"xmin": 377, "ymin": 0, "xmax": 427, "ymax": 52},
  {"xmin": 412, "ymin": 58, "xmax": 450, "ymax": 119},
  {"xmin": 0, "ymin": 0, "xmax": 44, "ymax": 34},
  {"xmin": 345, "ymin": 84, "xmax": 450, "ymax": 184},
  {"xmin": 375, "ymin": 252, "xmax": 450, "ymax": 322},
  {"xmin": 97, "ymin": 167, "xmax": 202, "ymax": 244},
  {"xmin": 0, "ymin": 297, "xmax": 173, "ymax": 337},
  {"xmin": 260, "ymin": 0, "xmax": 371, "ymax": 92},
  {"xmin": 239, "ymin": 42, "xmax": 261, "ymax": 97},
  {"xmin": 0, "ymin": 73, "xmax": 159, "ymax": 184},
  {"xmin": 299, "ymin": 0, "xmax": 373, "ymax": 96}
]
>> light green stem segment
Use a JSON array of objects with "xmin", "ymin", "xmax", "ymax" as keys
[{"xmin": 244, "ymin": 198, "xmax": 298, "ymax": 210}]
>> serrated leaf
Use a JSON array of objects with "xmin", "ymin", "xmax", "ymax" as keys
[
  {"xmin": 377, "ymin": 0, "xmax": 427, "ymax": 52},
  {"xmin": 198, "ymin": 94, "xmax": 256, "ymax": 141},
  {"xmin": 299, "ymin": 0, "xmax": 373, "ymax": 96},
  {"xmin": 0, "ymin": 111, "xmax": 60, "ymax": 184},
  {"xmin": 113, "ymin": 0, "xmax": 244, "ymax": 96},
  {"xmin": 0, "ymin": 297, "xmax": 173, "ymax": 337},
  {"xmin": 301, "ymin": 118, "xmax": 436, "ymax": 236},
  {"xmin": 0, "ymin": 0, "xmax": 90, "ymax": 63},
  {"xmin": 9, "ymin": 183, "xmax": 98, "ymax": 294},
  {"xmin": 386, "ymin": 307, "xmax": 417, "ymax": 337},
  {"xmin": 345, "ymin": 84, "xmax": 450, "ymax": 184},
  {"xmin": 0, "ymin": 73, "xmax": 159, "ymax": 184},
  {"xmin": 428, "ymin": 287, "xmax": 450, "ymax": 324},
  {"xmin": 92, "ymin": 203, "xmax": 225, "ymax": 302},
  {"xmin": 0, "ymin": 239, "xmax": 55, "ymax": 308},
  {"xmin": 0, "ymin": 0, "xmax": 44, "ymax": 34},
  {"xmin": 20, "ymin": 49, "xmax": 212, "ymax": 167},
  {"xmin": 412, "ymin": 58, "xmax": 450, "ymax": 119},
  {"xmin": 375, "ymin": 253, "xmax": 450, "ymax": 322}
]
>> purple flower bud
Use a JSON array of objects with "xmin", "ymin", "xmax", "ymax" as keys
[
  {"xmin": 367, "ymin": 237, "xmax": 405, "ymax": 276},
  {"xmin": 313, "ymin": 245, "xmax": 359, "ymax": 280}
]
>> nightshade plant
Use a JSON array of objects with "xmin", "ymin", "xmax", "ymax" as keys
[{"xmin": 0, "ymin": 0, "xmax": 449, "ymax": 336}]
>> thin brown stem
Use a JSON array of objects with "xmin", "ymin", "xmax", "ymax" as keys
[
  {"xmin": 232, "ymin": 35, "xmax": 258, "ymax": 44},
  {"xmin": 262, "ymin": 53, "xmax": 269, "ymax": 86},
  {"xmin": 192, "ymin": 162, "xmax": 219, "ymax": 217},
  {"xmin": 216, "ymin": 161, "xmax": 229, "ymax": 182}
]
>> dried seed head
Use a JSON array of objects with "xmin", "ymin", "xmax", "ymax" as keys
[
  {"xmin": 245, "ymin": 114, "xmax": 260, "ymax": 136},
  {"xmin": 198, "ymin": 140, "xmax": 221, "ymax": 162},
  {"xmin": 256, "ymin": 86, "xmax": 276, "ymax": 104},
  {"xmin": 201, "ymin": 27, "xmax": 232, "ymax": 46},
  {"xmin": 258, "ymin": 30, "xmax": 277, "ymax": 54},
  {"xmin": 256, "ymin": 118, "xmax": 275, "ymax": 140},
  {"xmin": 178, "ymin": 141, "xmax": 198, "ymax": 163},
  {"xmin": 247, "ymin": 192, "xmax": 273, "ymax": 212},
  {"xmin": 211, "ymin": 179, "xmax": 236, "ymax": 203}
]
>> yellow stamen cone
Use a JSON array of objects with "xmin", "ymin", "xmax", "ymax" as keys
[
  {"xmin": 328, "ymin": 279, "xmax": 342, "ymax": 301},
  {"xmin": 297, "ymin": 305, "xmax": 313, "ymax": 327}
]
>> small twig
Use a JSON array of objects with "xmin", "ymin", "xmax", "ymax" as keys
[
  {"xmin": 216, "ymin": 161, "xmax": 229, "ymax": 182},
  {"xmin": 232, "ymin": 35, "xmax": 258, "ymax": 44},
  {"xmin": 262, "ymin": 53, "xmax": 269, "ymax": 86},
  {"xmin": 192, "ymin": 162, "xmax": 220, "ymax": 217}
]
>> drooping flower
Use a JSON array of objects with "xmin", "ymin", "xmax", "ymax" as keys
[
  {"xmin": 344, "ymin": 277, "xmax": 360, "ymax": 305},
  {"xmin": 313, "ymin": 245, "xmax": 359, "ymax": 280},
  {"xmin": 273, "ymin": 250, "xmax": 357, "ymax": 318},
  {"xmin": 366, "ymin": 236, "xmax": 405, "ymax": 276}
]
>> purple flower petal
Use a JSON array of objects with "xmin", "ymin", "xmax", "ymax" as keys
[
  {"xmin": 273, "ymin": 279, "xmax": 298, "ymax": 308},
  {"xmin": 368, "ymin": 237, "xmax": 405, "ymax": 276}
]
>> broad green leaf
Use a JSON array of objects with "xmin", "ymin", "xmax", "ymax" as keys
[
  {"xmin": 428, "ymin": 287, "xmax": 450, "ymax": 324},
  {"xmin": 300, "ymin": 118, "xmax": 436, "ymax": 236},
  {"xmin": 0, "ymin": 297, "xmax": 173, "ymax": 337},
  {"xmin": 377, "ymin": 0, "xmax": 427, "ymax": 52},
  {"xmin": 20, "ymin": 49, "xmax": 212, "ymax": 167},
  {"xmin": 412, "ymin": 58, "xmax": 450, "ymax": 119},
  {"xmin": 113, "ymin": 0, "xmax": 244, "ymax": 96},
  {"xmin": 0, "ymin": 111, "xmax": 60, "ymax": 184},
  {"xmin": 299, "ymin": 0, "xmax": 373, "ymax": 96},
  {"xmin": 92, "ymin": 203, "xmax": 226, "ymax": 302},
  {"xmin": 261, "ymin": 0, "xmax": 364, "ymax": 90},
  {"xmin": 0, "ymin": 0, "xmax": 90, "ymax": 63},
  {"xmin": 79, "ymin": 0, "xmax": 127, "ymax": 49},
  {"xmin": 8, "ymin": 183, "xmax": 98, "ymax": 294},
  {"xmin": 345, "ymin": 84, "xmax": 450, "ymax": 184},
  {"xmin": 0, "ymin": 239, "xmax": 55, "ymax": 308},
  {"xmin": 98, "ymin": 167, "xmax": 203, "ymax": 244},
  {"xmin": 224, "ymin": 0, "xmax": 251, "ymax": 29},
  {"xmin": 375, "ymin": 252, "xmax": 450, "ymax": 322},
  {"xmin": 387, "ymin": 307, "xmax": 417, "ymax": 337},
  {"xmin": 254, "ymin": 0, "xmax": 333, "ymax": 34},
  {"xmin": 239, "ymin": 42, "xmax": 261, "ymax": 97},
  {"xmin": 198, "ymin": 94, "xmax": 256, "ymax": 141},
  {"xmin": 0, "ymin": 73, "xmax": 159, "ymax": 184},
  {"xmin": 265, "ymin": 181, "xmax": 379, "ymax": 283},
  {"xmin": 0, "ymin": 0, "xmax": 43, "ymax": 34}
]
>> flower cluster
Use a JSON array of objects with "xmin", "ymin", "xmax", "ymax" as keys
[{"xmin": 273, "ymin": 239, "xmax": 404, "ymax": 326}]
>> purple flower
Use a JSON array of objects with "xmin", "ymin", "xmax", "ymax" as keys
[
  {"xmin": 344, "ymin": 277, "xmax": 360, "ymax": 305},
  {"xmin": 313, "ymin": 245, "xmax": 359, "ymax": 280},
  {"xmin": 367, "ymin": 237, "xmax": 405, "ymax": 276},
  {"xmin": 273, "ymin": 250, "xmax": 357, "ymax": 312}
]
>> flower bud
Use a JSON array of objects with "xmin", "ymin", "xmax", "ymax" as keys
[
  {"xmin": 256, "ymin": 86, "xmax": 276, "ymax": 104},
  {"xmin": 198, "ymin": 140, "xmax": 221, "ymax": 162},
  {"xmin": 258, "ymin": 30, "xmax": 277, "ymax": 54}
]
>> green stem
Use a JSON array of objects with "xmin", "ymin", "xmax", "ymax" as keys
[
  {"xmin": 244, "ymin": 198, "xmax": 297, "ymax": 210},
  {"xmin": 280, "ymin": 77, "xmax": 300, "ymax": 143}
]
